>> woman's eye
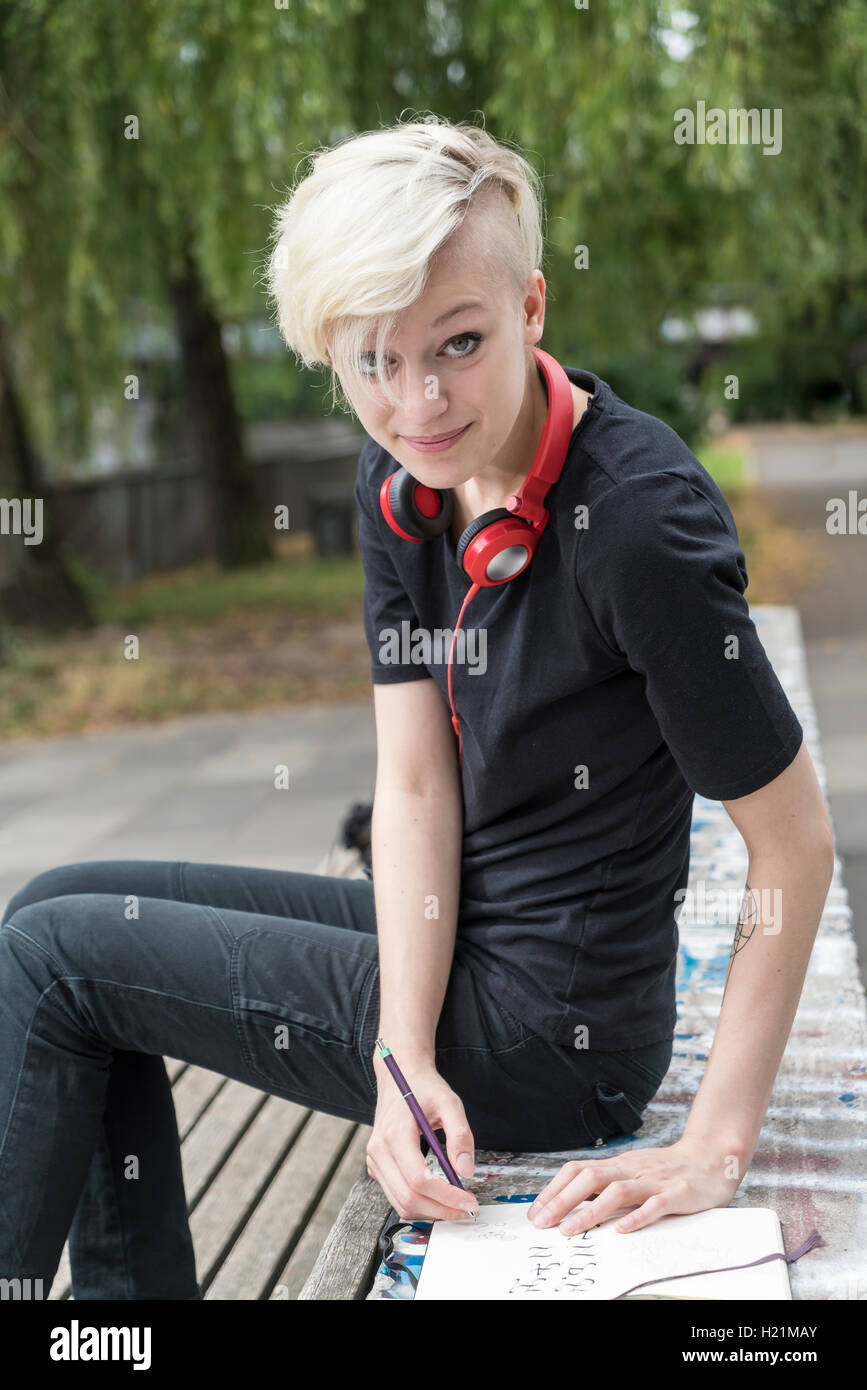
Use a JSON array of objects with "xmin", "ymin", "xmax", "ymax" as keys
[
  {"xmin": 359, "ymin": 333, "xmax": 482, "ymax": 377},
  {"xmin": 359, "ymin": 355, "xmax": 395, "ymax": 378},
  {"xmin": 442, "ymin": 332, "xmax": 482, "ymax": 358}
]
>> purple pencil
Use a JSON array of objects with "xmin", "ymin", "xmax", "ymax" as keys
[{"xmin": 375, "ymin": 1038, "xmax": 465, "ymax": 1189}]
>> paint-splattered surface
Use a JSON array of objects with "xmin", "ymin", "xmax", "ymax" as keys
[{"xmin": 368, "ymin": 606, "xmax": 867, "ymax": 1300}]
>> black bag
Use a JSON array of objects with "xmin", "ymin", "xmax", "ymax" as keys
[{"xmin": 339, "ymin": 799, "xmax": 373, "ymax": 874}]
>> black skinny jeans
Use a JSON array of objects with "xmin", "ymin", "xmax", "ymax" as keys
[{"xmin": 0, "ymin": 859, "xmax": 672, "ymax": 1298}]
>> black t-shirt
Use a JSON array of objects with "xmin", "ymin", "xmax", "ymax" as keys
[{"xmin": 353, "ymin": 366, "xmax": 804, "ymax": 1050}]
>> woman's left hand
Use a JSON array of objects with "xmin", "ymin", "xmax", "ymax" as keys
[{"xmin": 526, "ymin": 1135, "xmax": 745, "ymax": 1235}]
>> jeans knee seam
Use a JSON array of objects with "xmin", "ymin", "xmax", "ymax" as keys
[
  {"xmin": 1, "ymin": 920, "xmax": 66, "ymax": 977},
  {"xmin": 203, "ymin": 903, "xmax": 236, "ymax": 946},
  {"xmin": 6, "ymin": 967, "xmax": 235, "ymax": 1037}
]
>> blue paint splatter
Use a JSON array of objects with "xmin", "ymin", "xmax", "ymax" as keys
[
  {"xmin": 678, "ymin": 946, "xmax": 731, "ymax": 993},
  {"xmin": 839, "ymin": 1093, "xmax": 857, "ymax": 1105}
]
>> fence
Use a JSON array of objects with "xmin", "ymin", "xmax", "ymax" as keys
[{"xmin": 44, "ymin": 419, "xmax": 366, "ymax": 582}]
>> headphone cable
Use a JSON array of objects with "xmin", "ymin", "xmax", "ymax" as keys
[{"xmin": 447, "ymin": 581, "xmax": 480, "ymax": 768}]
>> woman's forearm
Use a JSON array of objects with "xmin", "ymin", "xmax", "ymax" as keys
[
  {"xmin": 371, "ymin": 778, "xmax": 463, "ymax": 1067},
  {"xmin": 681, "ymin": 840, "xmax": 834, "ymax": 1168}
]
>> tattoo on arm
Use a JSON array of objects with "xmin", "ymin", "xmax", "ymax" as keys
[{"xmin": 722, "ymin": 881, "xmax": 758, "ymax": 1000}]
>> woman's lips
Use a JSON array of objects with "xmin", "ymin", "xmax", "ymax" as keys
[{"xmin": 402, "ymin": 422, "xmax": 472, "ymax": 452}]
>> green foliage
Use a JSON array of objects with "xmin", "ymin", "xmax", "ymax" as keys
[
  {"xmin": 2, "ymin": 0, "xmax": 865, "ymax": 459},
  {"xmin": 587, "ymin": 344, "xmax": 708, "ymax": 447},
  {"xmin": 691, "ymin": 439, "xmax": 747, "ymax": 493},
  {"xmin": 232, "ymin": 355, "xmax": 331, "ymax": 422},
  {"xmin": 701, "ymin": 331, "xmax": 857, "ymax": 423},
  {"xmin": 91, "ymin": 552, "xmax": 364, "ymax": 628}
]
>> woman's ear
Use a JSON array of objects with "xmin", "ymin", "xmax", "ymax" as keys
[{"xmin": 521, "ymin": 268, "xmax": 546, "ymax": 344}]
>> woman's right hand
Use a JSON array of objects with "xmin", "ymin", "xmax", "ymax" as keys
[{"xmin": 366, "ymin": 1050, "xmax": 480, "ymax": 1222}]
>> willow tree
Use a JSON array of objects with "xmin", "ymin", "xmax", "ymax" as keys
[
  {"xmin": 88, "ymin": 0, "xmax": 495, "ymax": 562},
  {"xmin": 0, "ymin": 6, "xmax": 100, "ymax": 650},
  {"xmin": 1, "ymin": 0, "xmax": 328, "ymax": 579},
  {"xmin": 460, "ymin": 0, "xmax": 867, "ymax": 421}
]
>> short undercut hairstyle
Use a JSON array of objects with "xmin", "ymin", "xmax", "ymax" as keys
[{"xmin": 264, "ymin": 113, "xmax": 546, "ymax": 412}]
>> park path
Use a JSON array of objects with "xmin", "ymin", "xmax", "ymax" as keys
[
  {"xmin": 734, "ymin": 421, "xmax": 867, "ymax": 990},
  {"xmin": 0, "ymin": 699, "xmax": 376, "ymax": 916}
]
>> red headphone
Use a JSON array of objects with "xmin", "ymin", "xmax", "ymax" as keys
[
  {"xmin": 377, "ymin": 345, "xmax": 576, "ymax": 763},
  {"xmin": 379, "ymin": 345, "xmax": 574, "ymax": 585}
]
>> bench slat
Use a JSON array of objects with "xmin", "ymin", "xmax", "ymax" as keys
[
  {"xmin": 48, "ymin": 1248, "xmax": 71, "ymax": 1300},
  {"xmin": 182, "ymin": 1078, "xmax": 268, "ymax": 1209},
  {"xmin": 298, "ymin": 1172, "xmax": 392, "ymax": 1301},
  {"xmin": 270, "ymin": 1125, "xmax": 372, "ymax": 1299},
  {"xmin": 171, "ymin": 1065, "xmax": 227, "ymax": 1142},
  {"xmin": 206, "ymin": 1111, "xmax": 356, "ymax": 1300},
  {"xmin": 190, "ymin": 1096, "xmax": 309, "ymax": 1291}
]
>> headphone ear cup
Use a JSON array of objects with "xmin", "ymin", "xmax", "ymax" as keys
[
  {"xmin": 387, "ymin": 468, "xmax": 453, "ymax": 540},
  {"xmin": 455, "ymin": 508, "xmax": 512, "ymax": 567},
  {"xmin": 457, "ymin": 508, "xmax": 538, "ymax": 586}
]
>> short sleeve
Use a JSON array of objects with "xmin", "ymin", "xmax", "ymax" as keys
[
  {"xmin": 354, "ymin": 440, "xmax": 431, "ymax": 685},
  {"xmin": 577, "ymin": 470, "xmax": 803, "ymax": 801}
]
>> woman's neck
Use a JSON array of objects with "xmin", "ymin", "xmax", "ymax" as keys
[{"xmin": 449, "ymin": 375, "xmax": 591, "ymax": 543}]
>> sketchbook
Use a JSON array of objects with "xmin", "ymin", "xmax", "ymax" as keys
[{"xmin": 413, "ymin": 1202, "xmax": 792, "ymax": 1300}]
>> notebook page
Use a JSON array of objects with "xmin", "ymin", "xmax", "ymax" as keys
[{"xmin": 413, "ymin": 1202, "xmax": 791, "ymax": 1300}]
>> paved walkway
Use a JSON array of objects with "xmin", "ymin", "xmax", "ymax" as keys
[
  {"xmin": 737, "ymin": 422, "xmax": 867, "ymax": 992},
  {"xmin": 0, "ymin": 699, "xmax": 376, "ymax": 915}
]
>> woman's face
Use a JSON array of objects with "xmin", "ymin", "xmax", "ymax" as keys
[{"xmin": 340, "ymin": 241, "xmax": 547, "ymax": 493}]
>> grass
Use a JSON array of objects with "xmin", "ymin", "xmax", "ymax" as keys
[
  {"xmin": 693, "ymin": 438, "xmax": 748, "ymax": 493},
  {"xmin": 82, "ymin": 535, "xmax": 364, "ymax": 628},
  {"xmin": 0, "ymin": 535, "xmax": 371, "ymax": 742}
]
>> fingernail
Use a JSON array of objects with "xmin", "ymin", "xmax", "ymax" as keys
[
  {"xmin": 457, "ymin": 1152, "xmax": 474, "ymax": 1177},
  {"xmin": 531, "ymin": 1205, "xmax": 551, "ymax": 1228},
  {"xmin": 460, "ymin": 1210, "xmax": 477, "ymax": 1221},
  {"xmin": 560, "ymin": 1219, "xmax": 577, "ymax": 1236}
]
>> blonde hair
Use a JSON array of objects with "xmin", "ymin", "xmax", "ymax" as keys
[{"xmin": 263, "ymin": 113, "xmax": 546, "ymax": 411}]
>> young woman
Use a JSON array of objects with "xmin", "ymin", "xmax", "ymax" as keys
[{"xmin": 0, "ymin": 118, "xmax": 834, "ymax": 1298}]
